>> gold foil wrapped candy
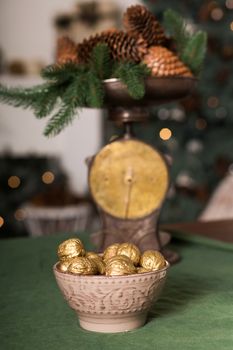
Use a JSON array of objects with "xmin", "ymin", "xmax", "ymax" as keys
[
  {"xmin": 85, "ymin": 251, "xmax": 100, "ymax": 260},
  {"xmin": 68, "ymin": 257, "xmax": 98, "ymax": 275},
  {"xmin": 86, "ymin": 252, "xmax": 106, "ymax": 275},
  {"xmin": 105, "ymin": 255, "xmax": 137, "ymax": 276},
  {"xmin": 57, "ymin": 238, "xmax": 85, "ymax": 262},
  {"xmin": 56, "ymin": 238, "xmax": 167, "ymax": 276},
  {"xmin": 57, "ymin": 260, "xmax": 72, "ymax": 273},
  {"xmin": 103, "ymin": 243, "xmax": 120, "ymax": 262},
  {"xmin": 117, "ymin": 243, "xmax": 141, "ymax": 266},
  {"xmin": 140, "ymin": 250, "xmax": 166, "ymax": 271},
  {"xmin": 137, "ymin": 267, "xmax": 150, "ymax": 274}
]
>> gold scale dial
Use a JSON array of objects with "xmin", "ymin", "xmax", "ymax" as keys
[{"xmin": 89, "ymin": 139, "xmax": 169, "ymax": 219}]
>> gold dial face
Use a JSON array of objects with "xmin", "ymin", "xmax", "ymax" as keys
[{"xmin": 89, "ymin": 139, "xmax": 169, "ymax": 219}]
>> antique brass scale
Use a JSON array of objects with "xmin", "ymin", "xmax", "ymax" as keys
[{"xmin": 88, "ymin": 77, "xmax": 196, "ymax": 263}]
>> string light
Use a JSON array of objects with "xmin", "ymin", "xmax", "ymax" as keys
[
  {"xmin": 8, "ymin": 176, "xmax": 21, "ymax": 189},
  {"xmin": 226, "ymin": 0, "xmax": 233, "ymax": 10},
  {"xmin": 207, "ymin": 96, "xmax": 219, "ymax": 108},
  {"xmin": 210, "ymin": 7, "xmax": 224, "ymax": 21},
  {"xmin": 42, "ymin": 171, "xmax": 55, "ymax": 184},
  {"xmin": 0, "ymin": 216, "xmax": 4, "ymax": 228},
  {"xmin": 159, "ymin": 128, "xmax": 172, "ymax": 141},
  {"xmin": 14, "ymin": 209, "xmax": 26, "ymax": 221},
  {"xmin": 195, "ymin": 118, "xmax": 207, "ymax": 130}
]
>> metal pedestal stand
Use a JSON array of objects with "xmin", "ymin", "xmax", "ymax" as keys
[{"xmin": 90, "ymin": 77, "xmax": 197, "ymax": 264}]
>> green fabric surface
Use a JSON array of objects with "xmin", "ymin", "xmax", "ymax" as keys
[
  {"xmin": 170, "ymin": 230, "xmax": 233, "ymax": 252},
  {"xmin": 0, "ymin": 232, "xmax": 233, "ymax": 350}
]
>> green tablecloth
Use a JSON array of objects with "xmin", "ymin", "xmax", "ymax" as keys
[{"xmin": 0, "ymin": 232, "xmax": 233, "ymax": 350}]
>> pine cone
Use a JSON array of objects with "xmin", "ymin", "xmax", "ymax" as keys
[
  {"xmin": 77, "ymin": 30, "xmax": 148, "ymax": 63},
  {"xmin": 143, "ymin": 46, "xmax": 193, "ymax": 78},
  {"xmin": 123, "ymin": 5, "xmax": 166, "ymax": 47},
  {"xmin": 56, "ymin": 37, "xmax": 79, "ymax": 65}
]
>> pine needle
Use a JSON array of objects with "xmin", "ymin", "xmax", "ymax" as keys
[
  {"xmin": 181, "ymin": 31, "xmax": 207, "ymax": 75},
  {"xmin": 113, "ymin": 62, "xmax": 150, "ymax": 100},
  {"xmin": 164, "ymin": 9, "xmax": 207, "ymax": 75},
  {"xmin": 163, "ymin": 9, "xmax": 189, "ymax": 53},
  {"xmin": 0, "ymin": 43, "xmax": 154, "ymax": 136},
  {"xmin": 33, "ymin": 86, "xmax": 59, "ymax": 118},
  {"xmin": 43, "ymin": 73, "xmax": 88, "ymax": 136},
  {"xmin": 0, "ymin": 83, "xmax": 52, "ymax": 111},
  {"xmin": 41, "ymin": 63, "xmax": 84, "ymax": 82},
  {"xmin": 89, "ymin": 44, "xmax": 112, "ymax": 80},
  {"xmin": 86, "ymin": 70, "xmax": 105, "ymax": 108},
  {"xmin": 43, "ymin": 102, "xmax": 77, "ymax": 137}
]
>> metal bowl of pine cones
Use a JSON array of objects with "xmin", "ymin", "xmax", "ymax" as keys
[{"xmin": 103, "ymin": 76, "xmax": 197, "ymax": 108}]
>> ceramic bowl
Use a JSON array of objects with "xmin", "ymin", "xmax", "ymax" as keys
[{"xmin": 53, "ymin": 261, "xmax": 169, "ymax": 333}]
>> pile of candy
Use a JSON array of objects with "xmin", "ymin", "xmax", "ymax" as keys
[{"xmin": 57, "ymin": 238, "xmax": 166, "ymax": 276}]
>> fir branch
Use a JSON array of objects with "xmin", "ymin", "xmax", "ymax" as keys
[
  {"xmin": 0, "ymin": 47, "xmax": 152, "ymax": 136},
  {"xmin": 113, "ymin": 62, "xmax": 150, "ymax": 100},
  {"xmin": 43, "ymin": 102, "xmax": 77, "ymax": 137},
  {"xmin": 181, "ymin": 31, "xmax": 207, "ymax": 75},
  {"xmin": 33, "ymin": 85, "xmax": 60, "ymax": 118},
  {"xmin": 0, "ymin": 83, "xmax": 53, "ymax": 111},
  {"xmin": 163, "ymin": 9, "xmax": 189, "ymax": 54},
  {"xmin": 86, "ymin": 70, "xmax": 105, "ymax": 108},
  {"xmin": 89, "ymin": 44, "xmax": 112, "ymax": 80},
  {"xmin": 41, "ymin": 63, "xmax": 85, "ymax": 83},
  {"xmin": 44, "ymin": 73, "xmax": 88, "ymax": 136},
  {"xmin": 164, "ymin": 9, "xmax": 207, "ymax": 76}
]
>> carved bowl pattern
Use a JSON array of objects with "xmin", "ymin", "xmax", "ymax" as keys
[{"xmin": 53, "ymin": 261, "xmax": 169, "ymax": 333}]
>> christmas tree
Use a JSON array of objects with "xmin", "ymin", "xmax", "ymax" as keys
[{"xmin": 134, "ymin": 0, "xmax": 233, "ymax": 222}]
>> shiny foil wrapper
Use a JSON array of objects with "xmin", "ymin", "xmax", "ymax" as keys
[
  {"xmin": 93, "ymin": 259, "xmax": 106, "ymax": 275},
  {"xmin": 86, "ymin": 252, "xmax": 106, "ymax": 275},
  {"xmin": 57, "ymin": 238, "xmax": 85, "ymax": 262},
  {"xmin": 57, "ymin": 260, "xmax": 72, "ymax": 273},
  {"xmin": 137, "ymin": 267, "xmax": 150, "ymax": 274},
  {"xmin": 103, "ymin": 243, "xmax": 120, "ymax": 262},
  {"xmin": 140, "ymin": 250, "xmax": 166, "ymax": 271},
  {"xmin": 86, "ymin": 251, "xmax": 101, "ymax": 260},
  {"xmin": 105, "ymin": 255, "xmax": 136, "ymax": 276},
  {"xmin": 68, "ymin": 257, "xmax": 98, "ymax": 275},
  {"xmin": 117, "ymin": 243, "xmax": 141, "ymax": 266}
]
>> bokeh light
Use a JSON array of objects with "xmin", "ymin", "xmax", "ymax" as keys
[
  {"xmin": 207, "ymin": 96, "xmax": 219, "ymax": 108},
  {"xmin": 211, "ymin": 8, "xmax": 224, "ymax": 21},
  {"xmin": 226, "ymin": 0, "xmax": 233, "ymax": 10},
  {"xmin": 159, "ymin": 128, "xmax": 172, "ymax": 141},
  {"xmin": 216, "ymin": 107, "xmax": 227, "ymax": 119},
  {"xmin": 14, "ymin": 209, "xmax": 26, "ymax": 221},
  {"xmin": 195, "ymin": 118, "xmax": 207, "ymax": 130},
  {"xmin": 0, "ymin": 216, "xmax": 4, "ymax": 228},
  {"xmin": 42, "ymin": 171, "xmax": 55, "ymax": 184},
  {"xmin": 8, "ymin": 176, "xmax": 21, "ymax": 189}
]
